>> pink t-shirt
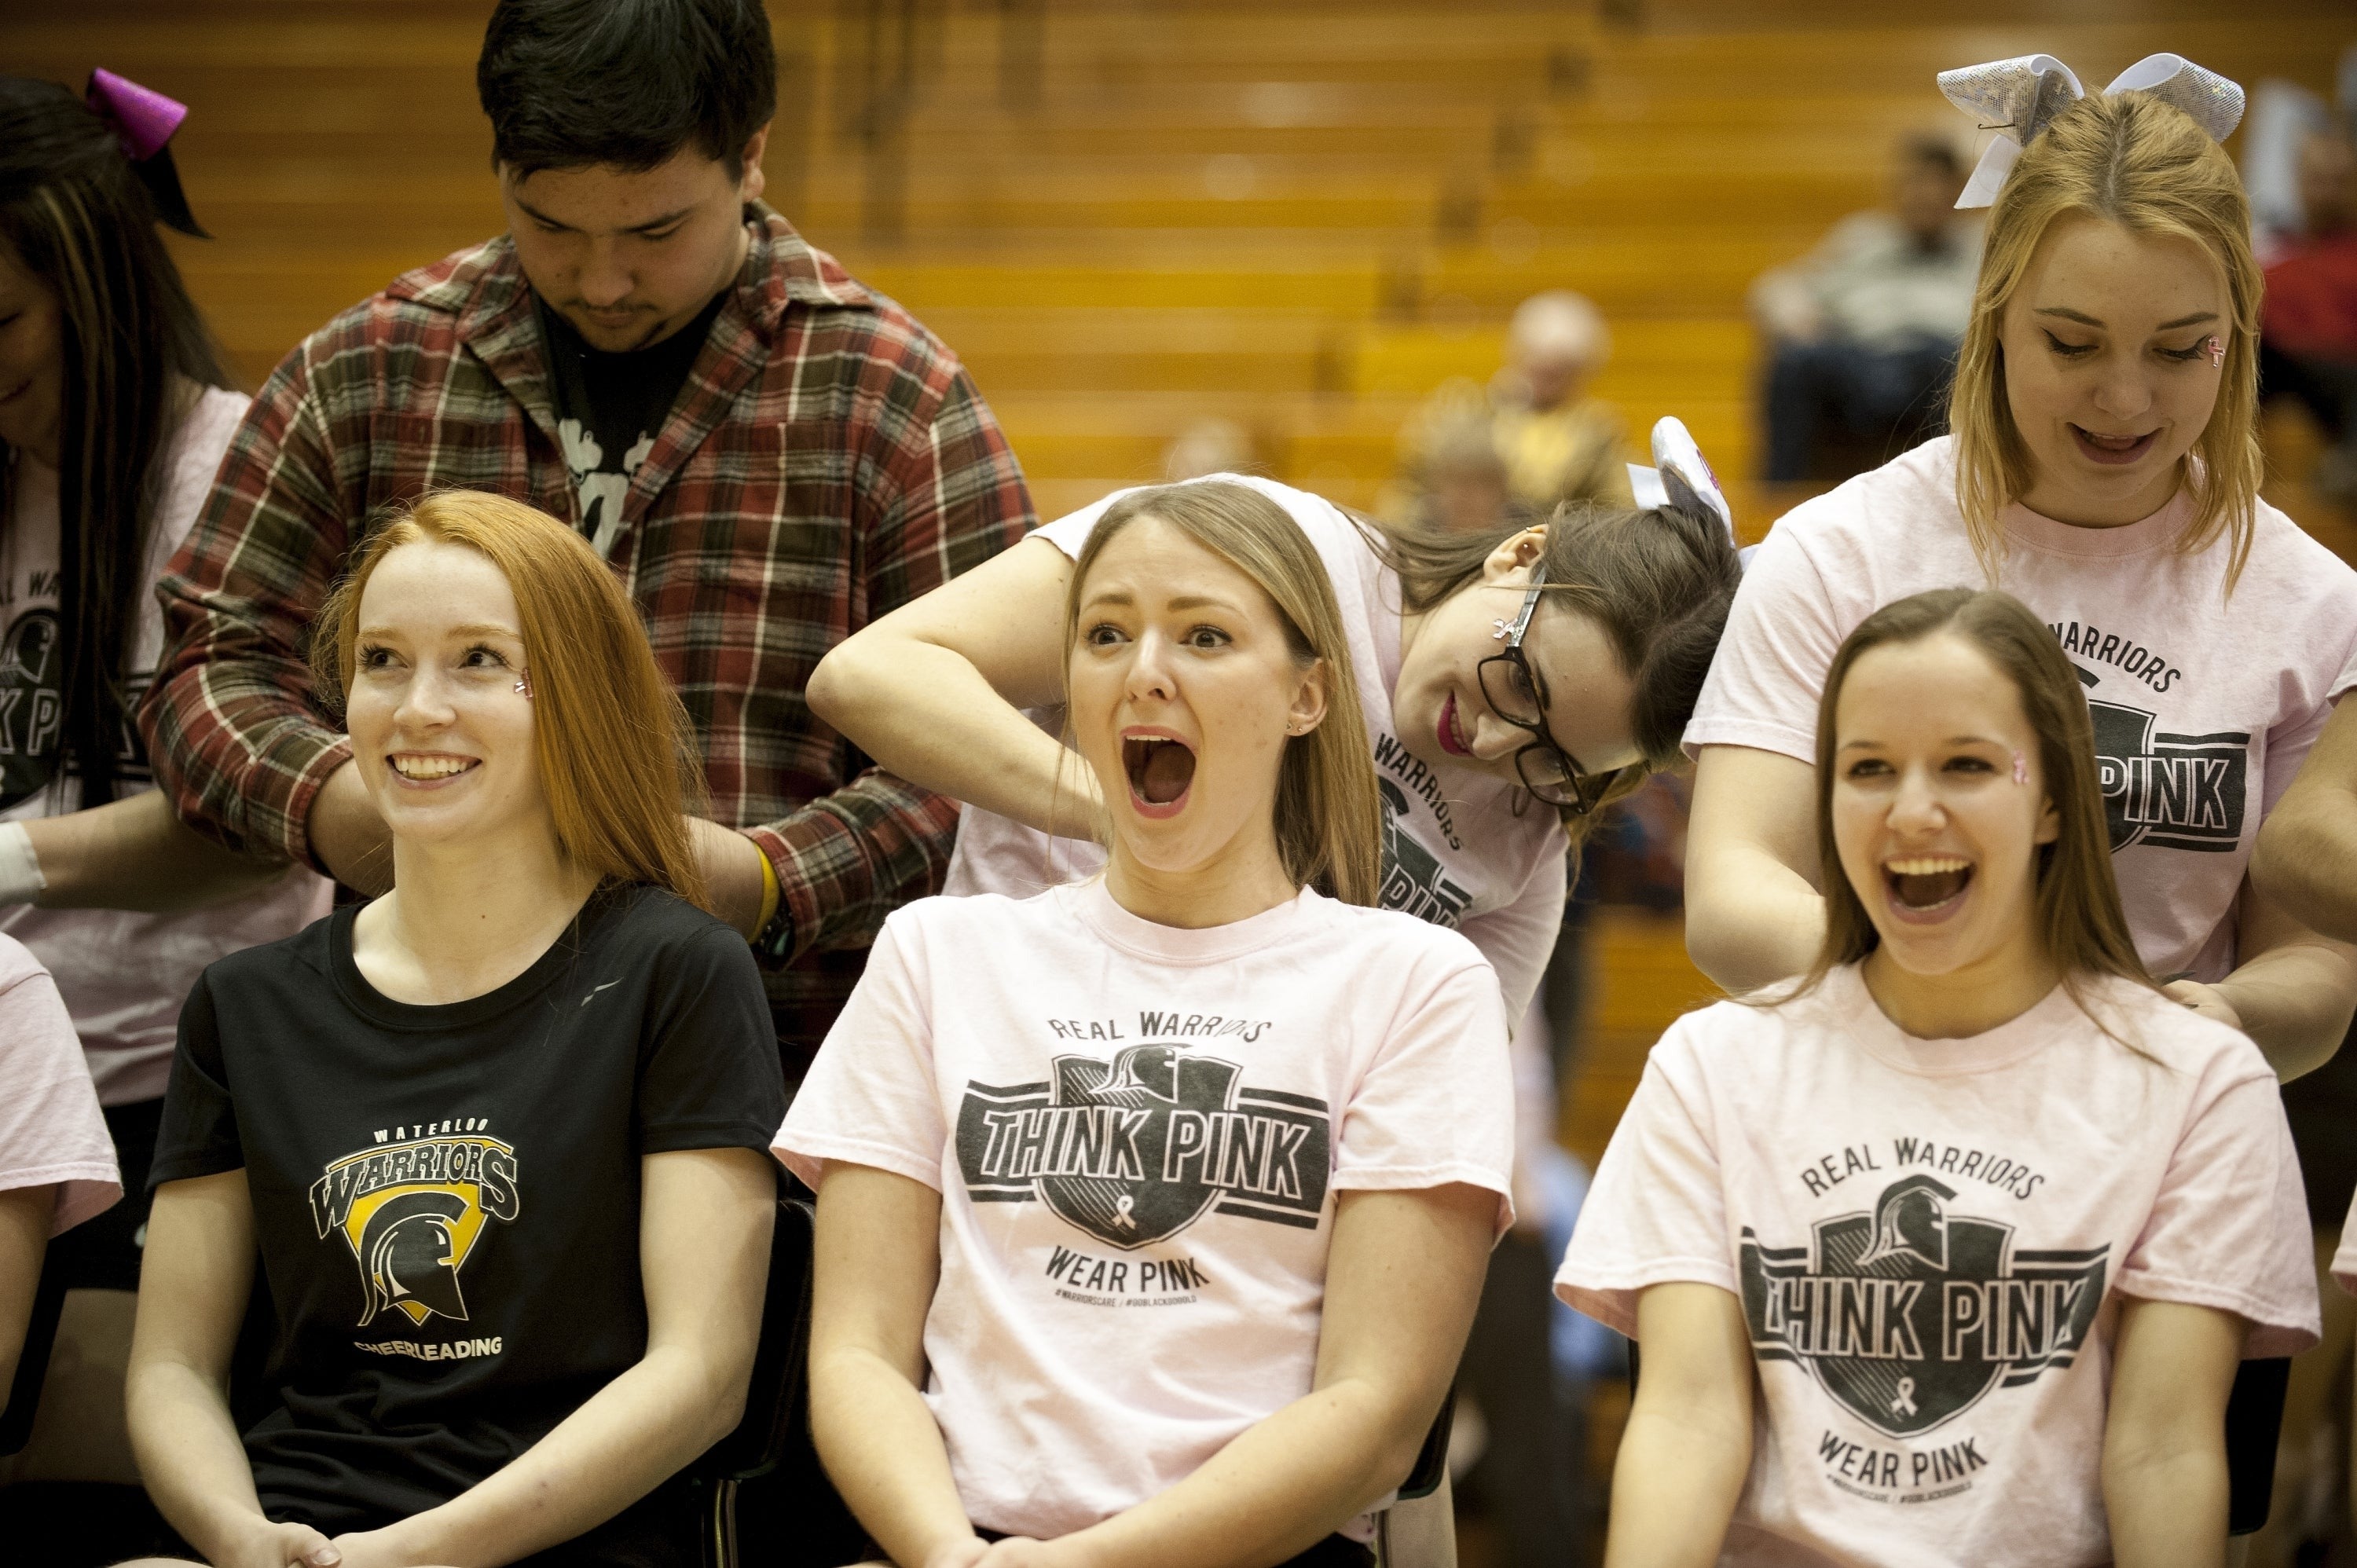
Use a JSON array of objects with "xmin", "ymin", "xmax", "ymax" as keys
[
  {"xmin": 1558, "ymin": 965, "xmax": 2319, "ymax": 1568},
  {"xmin": 944, "ymin": 474, "xmax": 1571, "ymax": 1024},
  {"xmin": 0, "ymin": 387, "xmax": 332, "ymax": 1104},
  {"xmin": 775, "ymin": 879, "xmax": 1515, "ymax": 1540},
  {"xmin": 1687, "ymin": 436, "xmax": 2357, "ymax": 982},
  {"xmin": 0, "ymin": 932, "xmax": 120, "ymax": 1235}
]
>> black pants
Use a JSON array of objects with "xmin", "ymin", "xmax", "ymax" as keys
[{"xmin": 1761, "ymin": 335, "xmax": 1957, "ymax": 482}]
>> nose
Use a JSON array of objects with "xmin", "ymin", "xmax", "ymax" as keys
[
  {"xmin": 577, "ymin": 237, "xmax": 632, "ymax": 310},
  {"xmin": 392, "ymin": 663, "xmax": 459, "ymax": 733},
  {"xmin": 1125, "ymin": 629, "xmax": 1179, "ymax": 704},
  {"xmin": 2089, "ymin": 355, "xmax": 2155, "ymax": 423},
  {"xmin": 1887, "ymin": 764, "xmax": 1948, "ymax": 836}
]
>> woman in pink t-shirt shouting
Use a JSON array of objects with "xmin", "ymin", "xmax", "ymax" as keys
[
  {"xmin": 1561, "ymin": 587, "xmax": 2319, "ymax": 1568},
  {"xmin": 1684, "ymin": 56, "xmax": 2357, "ymax": 1079},
  {"xmin": 777, "ymin": 482, "xmax": 1516, "ymax": 1568}
]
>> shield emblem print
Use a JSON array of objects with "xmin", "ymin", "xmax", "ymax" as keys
[
  {"xmin": 1803, "ymin": 1184, "xmax": 2014, "ymax": 1438},
  {"xmin": 1037, "ymin": 1044, "xmax": 1241, "ymax": 1250}
]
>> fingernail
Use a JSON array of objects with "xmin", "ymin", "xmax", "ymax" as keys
[{"xmin": 311, "ymin": 1550, "xmax": 341, "ymax": 1566}]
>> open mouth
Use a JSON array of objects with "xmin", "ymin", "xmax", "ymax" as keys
[
  {"xmin": 389, "ymin": 753, "xmax": 479, "ymax": 784},
  {"xmin": 1883, "ymin": 855, "xmax": 1973, "ymax": 920},
  {"xmin": 1437, "ymin": 692, "xmax": 1474, "ymax": 757},
  {"xmin": 2069, "ymin": 424, "xmax": 2158, "ymax": 467},
  {"xmin": 1122, "ymin": 734, "xmax": 1196, "ymax": 818}
]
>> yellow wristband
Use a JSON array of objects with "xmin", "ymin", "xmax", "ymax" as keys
[{"xmin": 756, "ymin": 848, "xmax": 781, "ymax": 933}]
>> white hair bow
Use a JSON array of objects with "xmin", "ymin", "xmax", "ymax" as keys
[
  {"xmin": 1628, "ymin": 416, "xmax": 1748, "ymax": 563},
  {"xmin": 1939, "ymin": 52, "xmax": 2246, "ymax": 208}
]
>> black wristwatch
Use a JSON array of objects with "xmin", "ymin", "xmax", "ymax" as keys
[{"xmin": 753, "ymin": 896, "xmax": 797, "ymax": 965}]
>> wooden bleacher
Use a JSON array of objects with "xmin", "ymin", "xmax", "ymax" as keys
[{"xmin": 6, "ymin": 0, "xmax": 2355, "ymax": 1166}]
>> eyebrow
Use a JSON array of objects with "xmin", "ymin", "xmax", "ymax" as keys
[
  {"xmin": 512, "ymin": 197, "xmax": 695, "ymax": 236},
  {"xmin": 357, "ymin": 621, "xmax": 522, "ymax": 640},
  {"xmin": 1078, "ymin": 590, "xmax": 1246, "ymax": 614},
  {"xmin": 1835, "ymin": 735, "xmax": 2006, "ymax": 752},
  {"xmin": 2033, "ymin": 306, "xmax": 2219, "ymax": 332}
]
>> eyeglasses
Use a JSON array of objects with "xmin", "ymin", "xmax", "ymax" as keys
[{"xmin": 1475, "ymin": 566, "xmax": 1624, "ymax": 818}]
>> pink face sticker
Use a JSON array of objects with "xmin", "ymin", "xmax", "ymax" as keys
[
  {"xmin": 2011, "ymin": 751, "xmax": 2029, "ymax": 785},
  {"xmin": 514, "ymin": 676, "xmax": 532, "ymax": 698},
  {"xmin": 2205, "ymin": 335, "xmax": 2225, "ymax": 368}
]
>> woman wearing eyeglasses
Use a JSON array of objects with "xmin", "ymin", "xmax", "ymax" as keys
[{"xmin": 810, "ymin": 471, "xmax": 1741, "ymax": 1032}]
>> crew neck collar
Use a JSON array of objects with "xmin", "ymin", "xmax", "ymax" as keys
[
  {"xmin": 1828, "ymin": 962, "xmax": 2080, "ymax": 1076},
  {"xmin": 329, "ymin": 885, "xmax": 622, "ymax": 1029},
  {"xmin": 1061, "ymin": 877, "xmax": 1318, "ymax": 965},
  {"xmin": 2000, "ymin": 484, "xmax": 2192, "ymax": 559}
]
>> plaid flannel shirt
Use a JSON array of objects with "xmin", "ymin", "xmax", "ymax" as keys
[{"xmin": 140, "ymin": 204, "xmax": 1034, "ymax": 1067}]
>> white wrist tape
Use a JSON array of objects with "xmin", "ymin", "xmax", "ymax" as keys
[{"xmin": 0, "ymin": 821, "xmax": 46, "ymax": 906}]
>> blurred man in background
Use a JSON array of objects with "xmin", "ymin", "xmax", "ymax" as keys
[
  {"xmin": 2262, "ymin": 125, "xmax": 2357, "ymax": 504},
  {"xmin": 1750, "ymin": 134, "xmax": 1978, "ymax": 481}
]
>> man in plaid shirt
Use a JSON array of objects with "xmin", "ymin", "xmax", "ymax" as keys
[{"xmin": 138, "ymin": 0, "xmax": 1032, "ymax": 1075}]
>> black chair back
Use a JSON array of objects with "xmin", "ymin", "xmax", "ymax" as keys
[
  {"xmin": 687, "ymin": 1196, "xmax": 817, "ymax": 1568},
  {"xmin": 1395, "ymin": 1387, "xmax": 1455, "ymax": 1502},
  {"xmin": 0, "ymin": 1240, "xmax": 69, "ymax": 1455}
]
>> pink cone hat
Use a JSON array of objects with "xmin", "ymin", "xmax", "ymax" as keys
[{"xmin": 86, "ymin": 68, "xmax": 188, "ymax": 162}]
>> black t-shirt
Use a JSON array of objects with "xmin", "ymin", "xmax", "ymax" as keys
[
  {"xmin": 152, "ymin": 884, "xmax": 786, "ymax": 1530},
  {"xmin": 537, "ymin": 291, "xmax": 728, "ymax": 551}
]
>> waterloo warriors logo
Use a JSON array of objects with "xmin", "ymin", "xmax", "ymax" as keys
[
  {"xmin": 955, "ymin": 1042, "xmax": 1330, "ymax": 1249},
  {"xmin": 308, "ymin": 1133, "xmax": 520, "ymax": 1327},
  {"xmin": 1740, "ymin": 1175, "xmax": 2107, "ymax": 1438}
]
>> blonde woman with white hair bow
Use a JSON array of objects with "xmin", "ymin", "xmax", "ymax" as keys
[{"xmin": 1684, "ymin": 53, "xmax": 2357, "ymax": 1085}]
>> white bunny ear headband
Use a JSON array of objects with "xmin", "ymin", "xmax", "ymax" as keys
[
  {"xmin": 1939, "ymin": 52, "xmax": 2245, "ymax": 208},
  {"xmin": 1627, "ymin": 416, "xmax": 1759, "ymax": 568},
  {"xmin": 1628, "ymin": 416, "xmax": 1735, "ymax": 540}
]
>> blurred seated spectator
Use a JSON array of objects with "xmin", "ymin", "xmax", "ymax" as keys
[
  {"xmin": 1750, "ymin": 134, "xmax": 1978, "ymax": 482},
  {"xmin": 1161, "ymin": 416, "xmax": 1257, "ymax": 481},
  {"xmin": 2260, "ymin": 126, "xmax": 2357, "ymax": 504},
  {"xmin": 1394, "ymin": 291, "xmax": 1632, "ymax": 524},
  {"xmin": 1412, "ymin": 406, "xmax": 1529, "ymax": 536}
]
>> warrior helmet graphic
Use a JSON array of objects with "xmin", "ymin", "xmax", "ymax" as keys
[
  {"xmin": 358, "ymin": 1190, "xmax": 473, "ymax": 1325},
  {"xmin": 1857, "ymin": 1174, "xmax": 1952, "ymax": 1271}
]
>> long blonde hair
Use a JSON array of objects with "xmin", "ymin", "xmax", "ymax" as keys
[
  {"xmin": 1064, "ymin": 482, "xmax": 1383, "ymax": 907},
  {"xmin": 313, "ymin": 489, "xmax": 711, "ymax": 910},
  {"xmin": 1948, "ymin": 90, "xmax": 2263, "ymax": 587}
]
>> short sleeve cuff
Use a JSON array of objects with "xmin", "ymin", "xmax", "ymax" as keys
[
  {"xmin": 2114, "ymin": 1273, "xmax": 2323, "ymax": 1361},
  {"xmin": 1331, "ymin": 1162, "xmax": 1516, "ymax": 1238},
  {"xmin": 640, "ymin": 1116, "xmax": 784, "ymax": 1159},
  {"xmin": 1679, "ymin": 718, "xmax": 1815, "ymax": 763},
  {"xmin": 1553, "ymin": 1258, "xmax": 1744, "ymax": 1340},
  {"xmin": 771, "ymin": 1131, "xmax": 944, "ymax": 1196},
  {"xmin": 0, "ymin": 1163, "xmax": 123, "ymax": 1237}
]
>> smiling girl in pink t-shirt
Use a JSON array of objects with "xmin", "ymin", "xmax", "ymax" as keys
[
  {"xmin": 1684, "ymin": 58, "xmax": 2357, "ymax": 1082},
  {"xmin": 1561, "ymin": 588, "xmax": 2317, "ymax": 1568},
  {"xmin": 779, "ymin": 481, "xmax": 1514, "ymax": 1568}
]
